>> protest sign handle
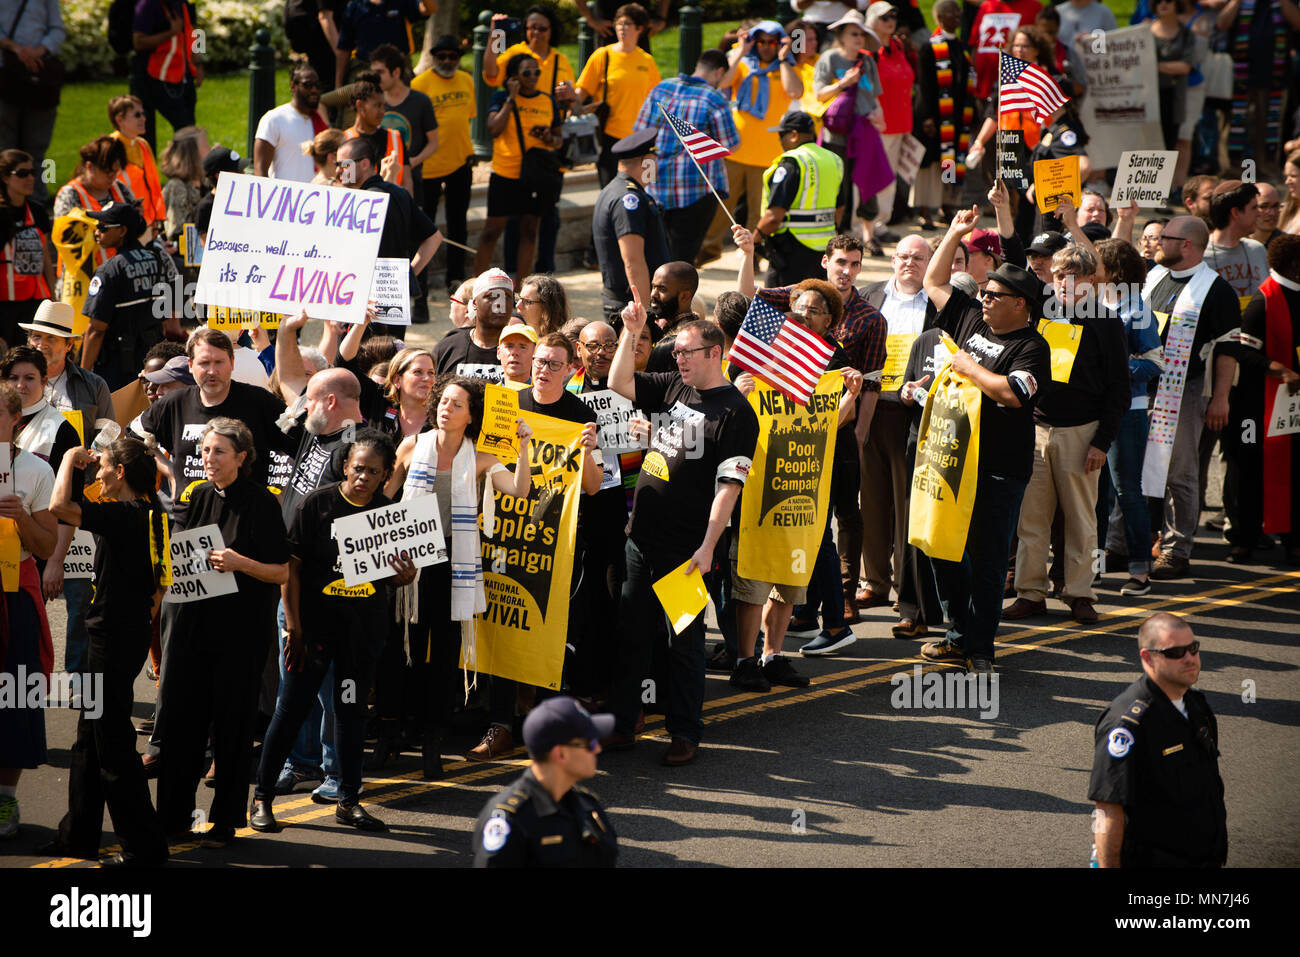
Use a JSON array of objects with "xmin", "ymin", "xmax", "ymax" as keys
[
  {"xmin": 657, "ymin": 103, "xmax": 736, "ymax": 228},
  {"xmin": 439, "ymin": 237, "xmax": 478, "ymax": 255}
]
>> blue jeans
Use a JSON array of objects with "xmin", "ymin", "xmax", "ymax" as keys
[
  {"xmin": 1099, "ymin": 407, "xmax": 1152, "ymax": 576},
  {"xmin": 276, "ymin": 602, "xmax": 338, "ymax": 779},
  {"xmin": 613, "ymin": 539, "xmax": 708, "ymax": 744},
  {"xmin": 794, "ymin": 516, "xmax": 845, "ymax": 629},
  {"xmin": 930, "ymin": 473, "xmax": 1028, "ymax": 661},
  {"xmin": 62, "ymin": 577, "xmax": 93, "ymax": 674}
]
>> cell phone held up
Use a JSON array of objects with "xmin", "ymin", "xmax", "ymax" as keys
[{"xmin": 494, "ymin": 15, "xmax": 523, "ymax": 33}]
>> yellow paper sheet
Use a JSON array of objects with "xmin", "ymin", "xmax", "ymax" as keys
[
  {"xmin": 881, "ymin": 333, "xmax": 918, "ymax": 392},
  {"xmin": 1033, "ymin": 155, "xmax": 1082, "ymax": 213},
  {"xmin": 652, "ymin": 559, "xmax": 710, "ymax": 635},
  {"xmin": 1036, "ymin": 319, "xmax": 1082, "ymax": 383},
  {"xmin": 0, "ymin": 517, "xmax": 20, "ymax": 592},
  {"xmin": 476, "ymin": 382, "xmax": 522, "ymax": 462}
]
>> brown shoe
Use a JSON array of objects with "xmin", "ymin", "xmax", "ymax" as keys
[
  {"xmin": 662, "ymin": 738, "xmax": 698, "ymax": 766},
  {"xmin": 843, "ymin": 596, "xmax": 860, "ymax": 622},
  {"xmin": 467, "ymin": 724, "xmax": 514, "ymax": 761},
  {"xmin": 854, "ymin": 587, "xmax": 890, "ymax": 609},
  {"xmin": 1150, "ymin": 554, "xmax": 1189, "ymax": 580},
  {"xmin": 1002, "ymin": 597, "xmax": 1047, "ymax": 620},
  {"xmin": 892, "ymin": 618, "xmax": 929, "ymax": 639},
  {"xmin": 1069, "ymin": 597, "xmax": 1099, "ymax": 623}
]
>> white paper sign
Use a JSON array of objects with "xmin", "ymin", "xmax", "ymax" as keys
[
  {"xmin": 333, "ymin": 494, "xmax": 447, "ymax": 587},
  {"xmin": 194, "ymin": 172, "xmax": 388, "ymax": 324},
  {"xmin": 1077, "ymin": 26, "xmax": 1165, "ymax": 169},
  {"xmin": 63, "ymin": 529, "xmax": 96, "ymax": 580},
  {"xmin": 977, "ymin": 12, "xmax": 1019, "ymax": 56},
  {"xmin": 0, "ymin": 443, "xmax": 12, "ymax": 498},
  {"xmin": 163, "ymin": 524, "xmax": 240, "ymax": 603},
  {"xmin": 367, "ymin": 257, "xmax": 411, "ymax": 325},
  {"xmin": 894, "ymin": 133, "xmax": 927, "ymax": 185},
  {"xmin": 1109, "ymin": 151, "xmax": 1179, "ymax": 208},
  {"xmin": 1267, "ymin": 384, "xmax": 1300, "ymax": 437},
  {"xmin": 576, "ymin": 388, "xmax": 637, "ymax": 490}
]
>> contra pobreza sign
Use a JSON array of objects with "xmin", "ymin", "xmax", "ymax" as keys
[{"xmin": 194, "ymin": 173, "xmax": 389, "ymax": 324}]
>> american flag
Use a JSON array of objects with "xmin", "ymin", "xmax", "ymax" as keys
[
  {"xmin": 728, "ymin": 297, "xmax": 835, "ymax": 406},
  {"xmin": 662, "ymin": 110, "xmax": 732, "ymax": 163},
  {"xmin": 998, "ymin": 52, "xmax": 1069, "ymax": 124}
]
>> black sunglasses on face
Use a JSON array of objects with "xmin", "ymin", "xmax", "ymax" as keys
[
  {"xmin": 1149, "ymin": 640, "xmax": 1200, "ymax": 659},
  {"xmin": 10, "ymin": 168, "xmax": 34, "ymax": 178}
]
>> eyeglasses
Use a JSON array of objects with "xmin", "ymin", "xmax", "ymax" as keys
[
  {"xmin": 449, "ymin": 295, "xmax": 465, "ymax": 306},
  {"xmin": 1258, "ymin": 202, "xmax": 1281, "ymax": 211},
  {"xmin": 517, "ymin": 296, "xmax": 540, "ymax": 307},
  {"xmin": 978, "ymin": 289, "xmax": 1017, "ymax": 302},
  {"xmin": 434, "ymin": 53, "xmax": 459, "ymax": 62},
  {"xmin": 1158, "ymin": 235, "xmax": 1188, "ymax": 243},
  {"xmin": 10, "ymin": 168, "xmax": 34, "ymax": 178},
  {"xmin": 615, "ymin": 18, "xmax": 637, "ymax": 27},
  {"xmin": 532, "ymin": 357, "xmax": 568, "ymax": 372},
  {"xmin": 1149, "ymin": 640, "xmax": 1200, "ymax": 659},
  {"xmin": 672, "ymin": 345, "xmax": 713, "ymax": 360},
  {"xmin": 526, "ymin": 23, "xmax": 550, "ymax": 32},
  {"xmin": 581, "ymin": 341, "xmax": 618, "ymax": 353},
  {"xmin": 792, "ymin": 307, "xmax": 828, "ymax": 318},
  {"xmin": 519, "ymin": 69, "xmax": 540, "ymax": 78},
  {"xmin": 563, "ymin": 738, "xmax": 599, "ymax": 752},
  {"xmin": 894, "ymin": 253, "xmax": 927, "ymax": 263}
]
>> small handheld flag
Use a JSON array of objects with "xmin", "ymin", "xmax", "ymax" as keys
[{"xmin": 728, "ymin": 296, "xmax": 835, "ymax": 406}]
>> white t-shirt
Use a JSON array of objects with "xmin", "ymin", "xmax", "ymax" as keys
[
  {"xmin": 13, "ymin": 448, "xmax": 54, "ymax": 561},
  {"xmin": 253, "ymin": 103, "xmax": 318, "ymax": 183}
]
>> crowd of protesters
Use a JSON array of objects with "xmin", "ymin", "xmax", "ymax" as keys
[{"xmin": 0, "ymin": 0, "xmax": 1297, "ymax": 866}]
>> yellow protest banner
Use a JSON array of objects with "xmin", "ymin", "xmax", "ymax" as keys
[
  {"xmin": 206, "ymin": 305, "xmax": 283, "ymax": 331},
  {"xmin": 737, "ymin": 373, "xmax": 843, "ymax": 585},
  {"xmin": 652, "ymin": 558, "xmax": 710, "ymax": 634},
  {"xmin": 1033, "ymin": 154, "xmax": 1082, "ymax": 214},
  {"xmin": 1036, "ymin": 319, "xmax": 1082, "ymax": 383},
  {"xmin": 51, "ymin": 210, "xmax": 99, "ymax": 336},
  {"xmin": 476, "ymin": 383, "xmax": 523, "ymax": 461},
  {"xmin": 909, "ymin": 352, "xmax": 982, "ymax": 563},
  {"xmin": 469, "ymin": 411, "xmax": 584, "ymax": 690}
]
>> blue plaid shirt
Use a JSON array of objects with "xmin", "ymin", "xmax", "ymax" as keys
[{"xmin": 634, "ymin": 75, "xmax": 740, "ymax": 211}]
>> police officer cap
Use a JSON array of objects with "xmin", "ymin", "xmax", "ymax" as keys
[
  {"xmin": 610, "ymin": 128, "xmax": 658, "ymax": 160},
  {"xmin": 986, "ymin": 263, "xmax": 1044, "ymax": 309},
  {"xmin": 769, "ymin": 111, "xmax": 816, "ymax": 135},
  {"xmin": 522, "ymin": 696, "xmax": 615, "ymax": 757},
  {"xmin": 204, "ymin": 146, "xmax": 251, "ymax": 177},
  {"xmin": 86, "ymin": 201, "xmax": 146, "ymax": 233},
  {"xmin": 1026, "ymin": 230, "xmax": 1069, "ymax": 257}
]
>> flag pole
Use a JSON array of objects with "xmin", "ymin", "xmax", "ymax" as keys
[{"xmin": 658, "ymin": 102, "xmax": 737, "ymax": 228}]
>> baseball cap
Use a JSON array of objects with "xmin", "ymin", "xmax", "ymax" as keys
[
  {"xmin": 1026, "ymin": 231, "xmax": 1069, "ymax": 257},
  {"xmin": 142, "ymin": 355, "xmax": 196, "ymax": 386},
  {"xmin": 473, "ymin": 267, "xmax": 515, "ymax": 300},
  {"xmin": 522, "ymin": 696, "xmax": 615, "ymax": 757},
  {"xmin": 204, "ymin": 146, "xmax": 250, "ymax": 177},
  {"xmin": 965, "ymin": 228, "xmax": 1002, "ymax": 259},
  {"xmin": 431, "ymin": 34, "xmax": 461, "ymax": 55},
  {"xmin": 768, "ymin": 110, "xmax": 816, "ymax": 135},
  {"xmin": 500, "ymin": 322, "xmax": 538, "ymax": 344}
]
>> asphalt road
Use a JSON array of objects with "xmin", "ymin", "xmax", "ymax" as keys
[{"xmin": 5, "ymin": 520, "xmax": 1297, "ymax": 871}]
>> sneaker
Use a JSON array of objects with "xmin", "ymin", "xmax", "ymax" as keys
[
  {"xmin": 467, "ymin": 724, "xmax": 514, "ymax": 761},
  {"xmin": 311, "ymin": 777, "xmax": 342, "ymax": 804},
  {"xmin": 1120, "ymin": 577, "xmax": 1151, "ymax": 597},
  {"xmin": 729, "ymin": 657, "xmax": 771, "ymax": 692},
  {"xmin": 786, "ymin": 617, "xmax": 821, "ymax": 639},
  {"xmin": 0, "ymin": 796, "xmax": 17, "ymax": 838},
  {"xmin": 968, "ymin": 656, "xmax": 995, "ymax": 675},
  {"xmin": 920, "ymin": 638, "xmax": 967, "ymax": 665},
  {"xmin": 800, "ymin": 628, "xmax": 856, "ymax": 656},
  {"xmin": 275, "ymin": 765, "xmax": 324, "ymax": 796},
  {"xmin": 1150, "ymin": 555, "xmax": 1189, "ymax": 580},
  {"xmin": 706, "ymin": 642, "xmax": 737, "ymax": 673},
  {"xmin": 762, "ymin": 655, "xmax": 811, "ymax": 688}
]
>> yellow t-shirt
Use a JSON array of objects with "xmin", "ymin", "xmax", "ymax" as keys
[
  {"xmin": 729, "ymin": 59, "xmax": 795, "ymax": 169},
  {"xmin": 484, "ymin": 42, "xmax": 576, "ymax": 94},
  {"xmin": 411, "ymin": 68, "xmax": 477, "ymax": 180},
  {"xmin": 576, "ymin": 45, "xmax": 661, "ymax": 140},
  {"xmin": 795, "ymin": 60, "xmax": 826, "ymax": 130},
  {"xmin": 491, "ymin": 89, "xmax": 557, "ymax": 180}
]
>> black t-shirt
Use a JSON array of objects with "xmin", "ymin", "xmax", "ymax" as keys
[
  {"xmin": 79, "ymin": 499, "xmax": 158, "ymax": 636},
  {"xmin": 139, "ymin": 381, "xmax": 291, "ymax": 520},
  {"xmin": 1146, "ymin": 267, "xmax": 1241, "ymax": 382},
  {"xmin": 278, "ymin": 425, "xmax": 352, "ymax": 523},
  {"xmin": 627, "ymin": 372, "xmax": 759, "ymax": 557},
  {"xmin": 593, "ymin": 173, "xmax": 669, "ymax": 312},
  {"xmin": 903, "ymin": 326, "xmax": 950, "ymax": 453},
  {"xmin": 180, "ymin": 476, "xmax": 290, "ymax": 611},
  {"xmin": 290, "ymin": 483, "xmax": 393, "ymax": 641},
  {"xmin": 82, "ymin": 241, "xmax": 166, "ymax": 391},
  {"xmin": 934, "ymin": 289, "xmax": 1051, "ymax": 481},
  {"xmin": 432, "ymin": 326, "xmax": 505, "ymax": 383},
  {"xmin": 383, "ymin": 89, "xmax": 438, "ymax": 170}
]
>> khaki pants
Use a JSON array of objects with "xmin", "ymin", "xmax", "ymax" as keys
[
  {"xmin": 859, "ymin": 401, "xmax": 910, "ymax": 598},
  {"xmin": 1014, "ymin": 421, "xmax": 1102, "ymax": 603},
  {"xmin": 699, "ymin": 160, "xmax": 766, "ymax": 262}
]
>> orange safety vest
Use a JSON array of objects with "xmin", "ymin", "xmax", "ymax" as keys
[
  {"xmin": 148, "ymin": 1, "xmax": 195, "ymax": 84},
  {"xmin": 345, "ymin": 126, "xmax": 406, "ymax": 187},
  {"xmin": 0, "ymin": 204, "xmax": 51, "ymax": 302},
  {"xmin": 111, "ymin": 133, "xmax": 166, "ymax": 225},
  {"xmin": 61, "ymin": 180, "xmax": 130, "ymax": 270}
]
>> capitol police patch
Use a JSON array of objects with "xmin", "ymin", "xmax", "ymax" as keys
[
  {"xmin": 481, "ymin": 815, "xmax": 511, "ymax": 852},
  {"xmin": 1060, "ymin": 129, "xmax": 1078, "ymax": 148},
  {"xmin": 87, "ymin": 276, "xmax": 102, "ymax": 296},
  {"xmin": 1107, "ymin": 727, "xmax": 1134, "ymax": 758},
  {"xmin": 772, "ymin": 166, "xmax": 788, "ymax": 184},
  {"xmin": 622, "ymin": 193, "xmax": 640, "ymax": 211}
]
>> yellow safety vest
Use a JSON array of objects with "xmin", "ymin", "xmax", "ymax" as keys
[{"xmin": 761, "ymin": 142, "xmax": 842, "ymax": 252}]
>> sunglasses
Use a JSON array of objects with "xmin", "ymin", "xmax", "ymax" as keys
[
  {"xmin": 434, "ymin": 52, "xmax": 459, "ymax": 61},
  {"xmin": 519, "ymin": 69, "xmax": 540, "ymax": 77},
  {"xmin": 10, "ymin": 168, "xmax": 34, "ymax": 178},
  {"xmin": 1149, "ymin": 640, "xmax": 1200, "ymax": 659},
  {"xmin": 564, "ymin": 738, "xmax": 599, "ymax": 752},
  {"xmin": 978, "ymin": 289, "xmax": 1018, "ymax": 302}
]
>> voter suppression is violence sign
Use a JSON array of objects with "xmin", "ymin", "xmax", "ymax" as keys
[
  {"xmin": 332, "ymin": 495, "xmax": 447, "ymax": 587},
  {"xmin": 194, "ymin": 173, "xmax": 389, "ymax": 324},
  {"xmin": 164, "ymin": 525, "xmax": 239, "ymax": 603}
]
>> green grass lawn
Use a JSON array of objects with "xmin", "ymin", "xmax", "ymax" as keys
[{"xmin": 46, "ymin": 7, "xmax": 1138, "ymax": 185}]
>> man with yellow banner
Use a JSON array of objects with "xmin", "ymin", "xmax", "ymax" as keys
[{"xmin": 913, "ymin": 208, "xmax": 1050, "ymax": 675}]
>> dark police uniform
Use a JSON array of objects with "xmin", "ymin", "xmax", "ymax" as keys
[
  {"xmin": 472, "ymin": 768, "xmax": 618, "ymax": 867},
  {"xmin": 593, "ymin": 129, "xmax": 669, "ymax": 322},
  {"xmin": 81, "ymin": 238, "xmax": 166, "ymax": 391},
  {"xmin": 1087, "ymin": 674, "xmax": 1228, "ymax": 867}
]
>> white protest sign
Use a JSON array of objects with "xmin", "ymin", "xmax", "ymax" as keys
[
  {"xmin": 194, "ymin": 172, "xmax": 388, "ymax": 324},
  {"xmin": 894, "ymin": 133, "xmax": 927, "ymax": 185},
  {"xmin": 1110, "ymin": 151, "xmax": 1179, "ymax": 208},
  {"xmin": 0, "ymin": 443, "xmax": 12, "ymax": 498},
  {"xmin": 1077, "ymin": 26, "xmax": 1165, "ymax": 169},
  {"xmin": 1267, "ymin": 384, "xmax": 1300, "ymax": 437},
  {"xmin": 163, "ymin": 524, "xmax": 240, "ymax": 604},
  {"xmin": 333, "ymin": 494, "xmax": 447, "ymax": 587},
  {"xmin": 367, "ymin": 257, "xmax": 411, "ymax": 325},
  {"xmin": 576, "ymin": 388, "xmax": 637, "ymax": 490},
  {"xmin": 976, "ymin": 12, "xmax": 1019, "ymax": 56},
  {"xmin": 63, "ymin": 529, "xmax": 95, "ymax": 580}
]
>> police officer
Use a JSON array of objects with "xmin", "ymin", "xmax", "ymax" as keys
[
  {"xmin": 592, "ymin": 128, "xmax": 669, "ymax": 323},
  {"xmin": 1027, "ymin": 106, "xmax": 1089, "ymax": 237},
  {"xmin": 472, "ymin": 696, "xmax": 619, "ymax": 867},
  {"xmin": 80, "ymin": 202, "xmax": 174, "ymax": 391},
  {"xmin": 1088, "ymin": 612, "xmax": 1228, "ymax": 868},
  {"xmin": 754, "ymin": 111, "xmax": 843, "ymax": 287}
]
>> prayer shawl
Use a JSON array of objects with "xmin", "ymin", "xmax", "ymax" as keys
[
  {"xmin": 1260, "ymin": 272, "xmax": 1297, "ymax": 533},
  {"xmin": 1141, "ymin": 262, "xmax": 1217, "ymax": 498}
]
